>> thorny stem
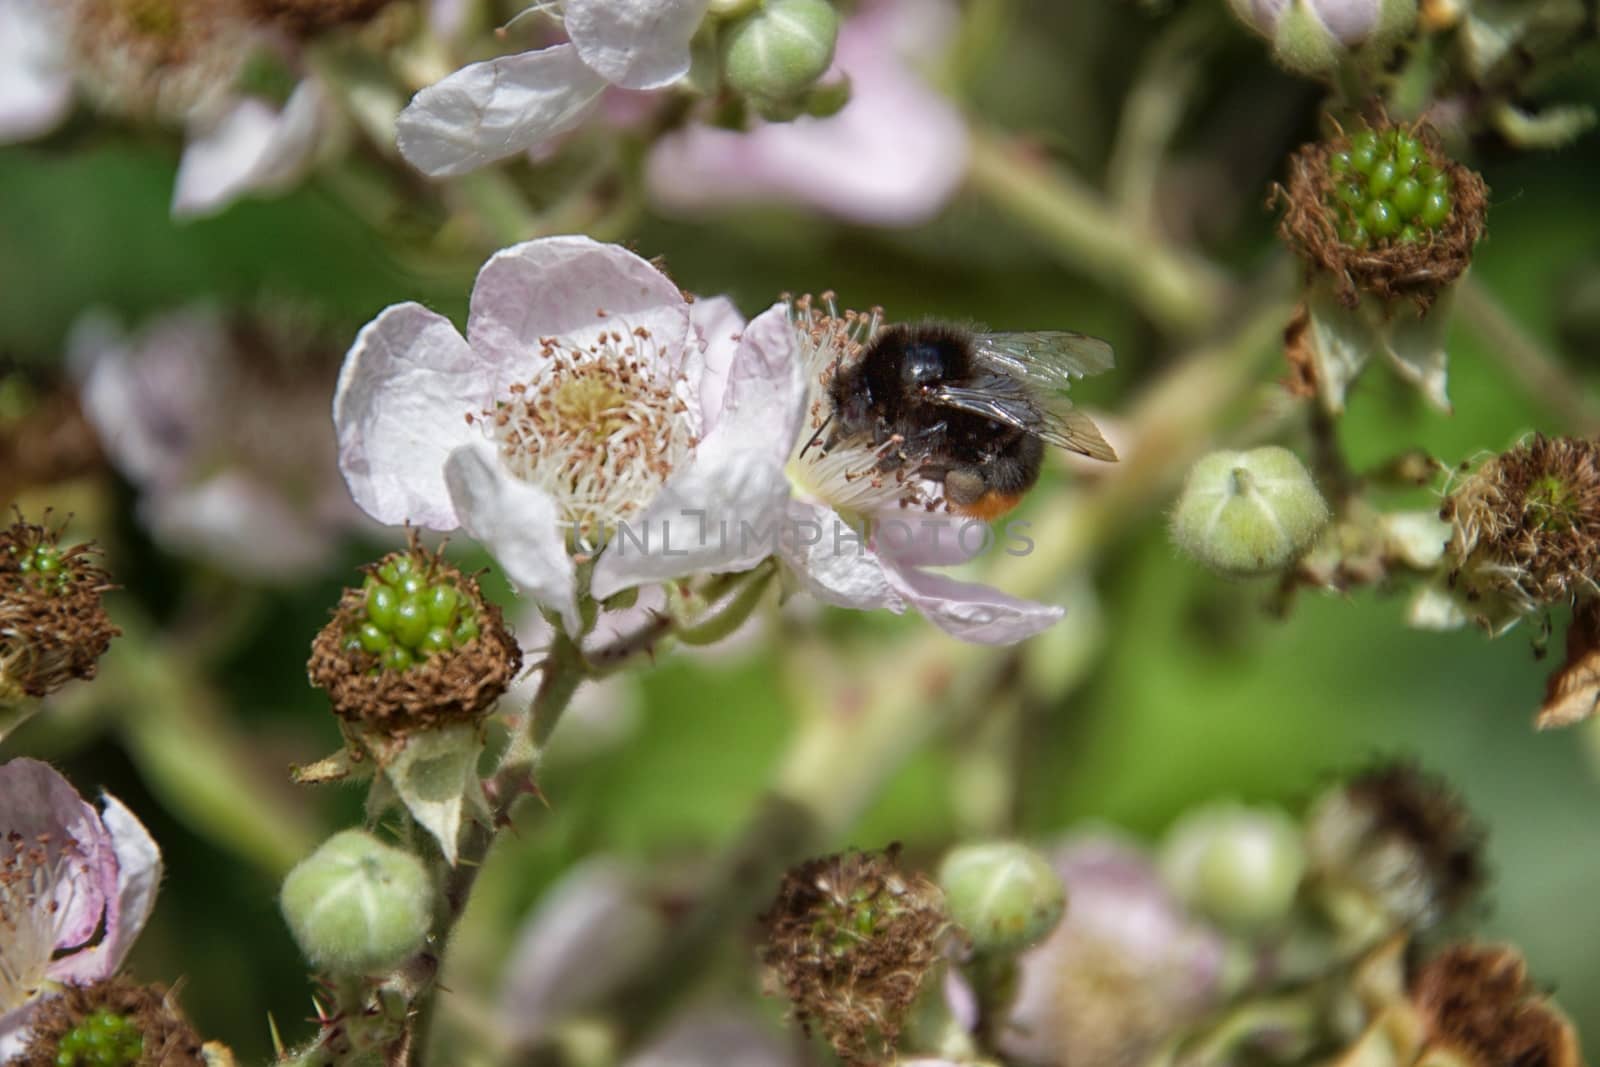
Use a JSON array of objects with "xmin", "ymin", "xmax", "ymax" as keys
[
  {"xmin": 1457, "ymin": 275, "xmax": 1600, "ymax": 435},
  {"xmin": 965, "ymin": 126, "xmax": 1233, "ymax": 337}
]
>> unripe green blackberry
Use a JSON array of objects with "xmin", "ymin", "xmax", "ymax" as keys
[
  {"xmin": 53, "ymin": 1009, "xmax": 144, "ymax": 1067},
  {"xmin": 280, "ymin": 829, "xmax": 434, "ymax": 975},
  {"xmin": 1171, "ymin": 447, "xmax": 1330, "ymax": 577},
  {"xmin": 722, "ymin": 0, "xmax": 839, "ymax": 105},
  {"xmin": 1276, "ymin": 120, "xmax": 1488, "ymax": 309},
  {"xmin": 1324, "ymin": 126, "xmax": 1455, "ymax": 250},
  {"xmin": 939, "ymin": 841, "xmax": 1066, "ymax": 955},
  {"xmin": 308, "ymin": 537, "xmax": 520, "ymax": 736}
]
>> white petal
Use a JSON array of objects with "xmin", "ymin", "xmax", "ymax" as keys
[
  {"xmin": 881, "ymin": 557, "xmax": 1063, "ymax": 644},
  {"xmin": 564, "ymin": 0, "xmax": 709, "ymax": 90},
  {"xmin": 50, "ymin": 794, "xmax": 161, "ymax": 984},
  {"xmin": 334, "ymin": 303, "xmax": 488, "ymax": 529},
  {"xmin": 396, "ymin": 45, "xmax": 605, "ymax": 178},
  {"xmin": 466, "ymin": 235, "xmax": 690, "ymax": 383},
  {"xmin": 779, "ymin": 498, "xmax": 904, "ymax": 611},
  {"xmin": 687, "ymin": 294, "xmax": 745, "ymax": 431},
  {"xmin": 444, "ymin": 441, "xmax": 580, "ymax": 632},
  {"xmin": 644, "ymin": 0, "xmax": 968, "ymax": 225},
  {"xmin": 589, "ymin": 303, "xmax": 802, "ymax": 598},
  {"xmin": 0, "ymin": 0, "xmax": 72, "ymax": 143},
  {"xmin": 171, "ymin": 78, "xmax": 328, "ymax": 219},
  {"xmin": 871, "ymin": 511, "xmax": 991, "ymax": 568},
  {"xmin": 497, "ymin": 859, "xmax": 665, "ymax": 1044},
  {"xmin": 144, "ymin": 473, "xmax": 334, "ymax": 579}
]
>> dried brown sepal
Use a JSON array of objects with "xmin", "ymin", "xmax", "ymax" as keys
[
  {"xmin": 1412, "ymin": 944, "xmax": 1582, "ymax": 1067},
  {"xmin": 0, "ymin": 517, "xmax": 118, "ymax": 700},
  {"xmin": 1345, "ymin": 763, "xmax": 1484, "ymax": 923},
  {"xmin": 1274, "ymin": 123, "xmax": 1487, "ymax": 312},
  {"xmin": 760, "ymin": 844, "xmax": 948, "ymax": 1066},
  {"xmin": 1537, "ymin": 601, "xmax": 1600, "ymax": 729},
  {"xmin": 18, "ymin": 977, "xmax": 206, "ymax": 1067},
  {"xmin": 243, "ymin": 0, "xmax": 392, "ymax": 34},
  {"xmin": 1443, "ymin": 435, "xmax": 1600, "ymax": 613},
  {"xmin": 306, "ymin": 539, "xmax": 521, "ymax": 737}
]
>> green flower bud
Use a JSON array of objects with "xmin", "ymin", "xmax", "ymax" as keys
[
  {"xmin": 722, "ymin": 0, "xmax": 839, "ymax": 105},
  {"xmin": 1160, "ymin": 804, "xmax": 1306, "ymax": 932},
  {"xmin": 939, "ymin": 841, "xmax": 1066, "ymax": 955},
  {"xmin": 280, "ymin": 829, "xmax": 434, "ymax": 975},
  {"xmin": 1171, "ymin": 446, "xmax": 1330, "ymax": 577}
]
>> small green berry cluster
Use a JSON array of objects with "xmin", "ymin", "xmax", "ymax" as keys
[
  {"xmin": 8, "ymin": 541, "xmax": 74, "ymax": 595},
  {"xmin": 1326, "ymin": 126, "xmax": 1453, "ymax": 248},
  {"xmin": 342, "ymin": 554, "xmax": 480, "ymax": 674},
  {"xmin": 52, "ymin": 1010, "xmax": 143, "ymax": 1067}
]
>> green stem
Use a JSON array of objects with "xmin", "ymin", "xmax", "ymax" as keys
[
  {"xmin": 674, "ymin": 561, "xmax": 776, "ymax": 646},
  {"xmin": 1457, "ymin": 275, "xmax": 1600, "ymax": 435},
  {"xmin": 965, "ymin": 126, "xmax": 1232, "ymax": 337}
]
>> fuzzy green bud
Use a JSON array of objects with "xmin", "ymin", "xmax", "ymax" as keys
[
  {"xmin": 280, "ymin": 829, "xmax": 434, "ymax": 975},
  {"xmin": 939, "ymin": 841, "xmax": 1066, "ymax": 955},
  {"xmin": 722, "ymin": 0, "xmax": 839, "ymax": 105},
  {"xmin": 1171, "ymin": 446, "xmax": 1330, "ymax": 577},
  {"xmin": 1160, "ymin": 804, "xmax": 1306, "ymax": 932}
]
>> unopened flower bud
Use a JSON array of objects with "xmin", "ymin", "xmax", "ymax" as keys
[
  {"xmin": 1228, "ymin": 0, "xmax": 1416, "ymax": 76},
  {"xmin": 19, "ymin": 978, "xmax": 204, "ymax": 1067},
  {"xmin": 1, "ymin": 517, "xmax": 118, "ymax": 705},
  {"xmin": 1160, "ymin": 804, "xmax": 1306, "ymax": 932},
  {"xmin": 1305, "ymin": 764, "xmax": 1482, "ymax": 939},
  {"xmin": 1171, "ymin": 447, "xmax": 1330, "ymax": 577},
  {"xmin": 280, "ymin": 829, "xmax": 433, "ymax": 975},
  {"xmin": 307, "ymin": 535, "xmax": 521, "ymax": 736},
  {"xmin": 939, "ymin": 841, "xmax": 1066, "ymax": 955},
  {"xmin": 722, "ymin": 0, "xmax": 840, "ymax": 105},
  {"xmin": 761, "ymin": 845, "xmax": 946, "ymax": 1064}
]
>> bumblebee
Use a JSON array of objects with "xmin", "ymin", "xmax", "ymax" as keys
[{"xmin": 819, "ymin": 321, "xmax": 1117, "ymax": 519}]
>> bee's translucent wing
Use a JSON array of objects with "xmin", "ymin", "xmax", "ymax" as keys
[
  {"xmin": 931, "ymin": 330, "xmax": 1116, "ymax": 460},
  {"xmin": 970, "ymin": 331, "xmax": 1115, "ymax": 392},
  {"xmin": 932, "ymin": 379, "xmax": 1118, "ymax": 462}
]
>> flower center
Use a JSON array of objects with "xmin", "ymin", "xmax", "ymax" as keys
[
  {"xmin": 67, "ymin": 0, "xmax": 248, "ymax": 121},
  {"xmin": 482, "ymin": 330, "xmax": 695, "ymax": 549},
  {"xmin": 0, "ymin": 833, "xmax": 82, "ymax": 1012}
]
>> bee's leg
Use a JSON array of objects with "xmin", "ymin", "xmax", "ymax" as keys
[{"xmin": 943, "ymin": 467, "xmax": 988, "ymax": 509}]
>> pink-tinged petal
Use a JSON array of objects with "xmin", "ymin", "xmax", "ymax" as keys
[
  {"xmin": 881, "ymin": 558, "xmax": 1063, "ymax": 644},
  {"xmin": 0, "ymin": 759, "xmax": 113, "ymax": 954},
  {"xmin": 0, "ymin": 0, "xmax": 72, "ymax": 143},
  {"xmin": 48, "ymin": 794, "xmax": 160, "ymax": 985},
  {"xmin": 396, "ymin": 45, "xmax": 605, "ymax": 178},
  {"xmin": 172, "ymin": 78, "xmax": 328, "ymax": 219},
  {"xmin": 334, "ymin": 302, "xmax": 487, "ymax": 529},
  {"xmin": 444, "ymin": 441, "xmax": 579, "ymax": 633},
  {"xmin": 623, "ymin": 1008, "xmax": 799, "ymax": 1067},
  {"xmin": 589, "ymin": 303, "xmax": 803, "ymax": 598},
  {"xmin": 0, "ymin": 1013, "xmax": 33, "ymax": 1061},
  {"xmin": 427, "ymin": 0, "xmax": 471, "ymax": 39},
  {"xmin": 779, "ymin": 499, "xmax": 903, "ymax": 611},
  {"xmin": 564, "ymin": 0, "xmax": 709, "ymax": 90},
  {"xmin": 871, "ymin": 512, "xmax": 991, "ymax": 569},
  {"xmin": 144, "ymin": 473, "xmax": 334, "ymax": 579},
  {"xmin": 70, "ymin": 309, "xmax": 222, "ymax": 488},
  {"xmin": 497, "ymin": 860, "xmax": 665, "ymax": 1045},
  {"xmin": 645, "ymin": 0, "xmax": 968, "ymax": 225},
  {"xmin": 688, "ymin": 295, "xmax": 745, "ymax": 432},
  {"xmin": 466, "ymin": 235, "xmax": 690, "ymax": 384}
]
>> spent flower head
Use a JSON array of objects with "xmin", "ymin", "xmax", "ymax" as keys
[
  {"xmin": 16, "ymin": 978, "xmax": 202, "ymax": 1067},
  {"xmin": 0, "ymin": 517, "xmax": 117, "ymax": 705},
  {"xmin": 1305, "ymin": 763, "xmax": 1483, "ymax": 939},
  {"xmin": 1443, "ymin": 435, "xmax": 1600, "ymax": 624},
  {"xmin": 1409, "ymin": 943, "xmax": 1580, "ymax": 1067},
  {"xmin": 760, "ymin": 845, "xmax": 947, "ymax": 1065},
  {"xmin": 307, "ymin": 536, "xmax": 521, "ymax": 737},
  {"xmin": 0, "ymin": 760, "xmax": 161, "ymax": 1057}
]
